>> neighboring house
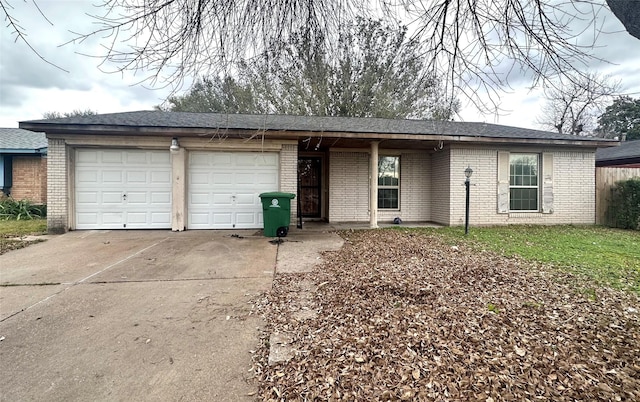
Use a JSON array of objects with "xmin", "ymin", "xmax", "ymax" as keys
[
  {"xmin": 596, "ymin": 140, "xmax": 640, "ymax": 168},
  {"xmin": 19, "ymin": 111, "xmax": 615, "ymax": 233},
  {"xmin": 595, "ymin": 140, "xmax": 640, "ymax": 225},
  {"xmin": 0, "ymin": 128, "xmax": 48, "ymax": 204}
]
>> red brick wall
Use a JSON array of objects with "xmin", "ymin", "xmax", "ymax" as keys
[{"xmin": 11, "ymin": 156, "xmax": 47, "ymax": 204}]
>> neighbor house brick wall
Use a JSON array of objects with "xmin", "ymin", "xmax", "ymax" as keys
[
  {"xmin": 279, "ymin": 143, "xmax": 298, "ymax": 222},
  {"xmin": 449, "ymin": 146, "xmax": 596, "ymax": 226},
  {"xmin": 47, "ymin": 138, "xmax": 68, "ymax": 233},
  {"xmin": 11, "ymin": 156, "xmax": 47, "ymax": 204},
  {"xmin": 378, "ymin": 151, "xmax": 432, "ymax": 222},
  {"xmin": 430, "ymin": 148, "xmax": 451, "ymax": 225},
  {"xmin": 329, "ymin": 150, "xmax": 370, "ymax": 222}
]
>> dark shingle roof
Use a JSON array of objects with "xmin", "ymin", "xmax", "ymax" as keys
[
  {"xmin": 20, "ymin": 110, "xmax": 615, "ymax": 144},
  {"xmin": 0, "ymin": 128, "xmax": 47, "ymax": 152},
  {"xmin": 596, "ymin": 140, "xmax": 640, "ymax": 164}
]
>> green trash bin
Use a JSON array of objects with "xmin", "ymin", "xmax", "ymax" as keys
[{"xmin": 259, "ymin": 192, "xmax": 296, "ymax": 237}]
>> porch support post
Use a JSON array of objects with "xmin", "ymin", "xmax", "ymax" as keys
[
  {"xmin": 171, "ymin": 147, "xmax": 187, "ymax": 231},
  {"xmin": 370, "ymin": 141, "xmax": 379, "ymax": 228}
]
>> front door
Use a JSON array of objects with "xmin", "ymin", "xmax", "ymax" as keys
[{"xmin": 298, "ymin": 157, "xmax": 322, "ymax": 218}]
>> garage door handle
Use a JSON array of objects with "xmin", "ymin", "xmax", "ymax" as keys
[{"xmin": 123, "ymin": 194, "xmax": 127, "ymax": 200}]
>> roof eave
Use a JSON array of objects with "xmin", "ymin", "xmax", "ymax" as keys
[
  {"xmin": 19, "ymin": 122, "xmax": 616, "ymax": 147},
  {"xmin": 0, "ymin": 148, "xmax": 47, "ymax": 154}
]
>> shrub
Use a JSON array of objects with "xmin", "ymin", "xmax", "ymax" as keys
[
  {"xmin": 0, "ymin": 198, "xmax": 47, "ymax": 220},
  {"xmin": 610, "ymin": 178, "xmax": 640, "ymax": 230}
]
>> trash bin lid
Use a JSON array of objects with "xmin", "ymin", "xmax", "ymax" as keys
[{"xmin": 259, "ymin": 192, "xmax": 296, "ymax": 199}]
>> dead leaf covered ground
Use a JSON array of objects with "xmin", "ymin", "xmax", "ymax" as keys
[{"xmin": 252, "ymin": 230, "xmax": 640, "ymax": 401}]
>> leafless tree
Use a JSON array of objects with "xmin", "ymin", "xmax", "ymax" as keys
[
  {"xmin": 536, "ymin": 73, "xmax": 621, "ymax": 135},
  {"xmin": 2, "ymin": 1, "xmax": 638, "ymax": 109}
]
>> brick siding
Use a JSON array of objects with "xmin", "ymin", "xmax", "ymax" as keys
[
  {"xmin": 329, "ymin": 151, "xmax": 370, "ymax": 222},
  {"xmin": 280, "ymin": 143, "xmax": 298, "ymax": 222},
  {"xmin": 330, "ymin": 150, "xmax": 433, "ymax": 223},
  {"xmin": 46, "ymin": 139, "xmax": 68, "ymax": 233},
  {"xmin": 430, "ymin": 148, "xmax": 451, "ymax": 225},
  {"xmin": 379, "ymin": 152, "xmax": 432, "ymax": 222},
  {"xmin": 10, "ymin": 156, "xmax": 47, "ymax": 204},
  {"xmin": 449, "ymin": 146, "xmax": 596, "ymax": 226}
]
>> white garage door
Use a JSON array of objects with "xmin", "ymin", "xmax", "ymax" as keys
[
  {"xmin": 75, "ymin": 149, "xmax": 172, "ymax": 229},
  {"xmin": 188, "ymin": 151, "xmax": 279, "ymax": 229}
]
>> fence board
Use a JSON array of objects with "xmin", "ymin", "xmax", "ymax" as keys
[{"xmin": 595, "ymin": 167, "xmax": 640, "ymax": 225}]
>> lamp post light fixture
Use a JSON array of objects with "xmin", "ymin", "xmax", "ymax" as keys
[
  {"xmin": 464, "ymin": 166, "xmax": 473, "ymax": 235},
  {"xmin": 170, "ymin": 138, "xmax": 180, "ymax": 152}
]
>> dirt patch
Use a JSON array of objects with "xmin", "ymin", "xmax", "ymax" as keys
[
  {"xmin": 254, "ymin": 229, "xmax": 640, "ymax": 401},
  {"xmin": 0, "ymin": 238, "xmax": 43, "ymax": 256}
]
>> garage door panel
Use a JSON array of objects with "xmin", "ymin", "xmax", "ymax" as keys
[
  {"xmin": 213, "ymin": 193, "xmax": 233, "ymax": 205},
  {"xmin": 102, "ymin": 171, "xmax": 124, "ymax": 183},
  {"xmin": 126, "ymin": 192, "xmax": 148, "ymax": 204},
  {"xmin": 76, "ymin": 192, "xmax": 98, "ymax": 204},
  {"xmin": 190, "ymin": 193, "xmax": 210, "ymax": 205},
  {"xmin": 102, "ymin": 213, "xmax": 125, "ymax": 224},
  {"xmin": 75, "ymin": 149, "xmax": 172, "ymax": 230},
  {"xmin": 150, "ymin": 152, "xmax": 171, "ymax": 164},
  {"xmin": 190, "ymin": 172, "xmax": 209, "ymax": 185},
  {"xmin": 76, "ymin": 213, "xmax": 98, "ymax": 225},
  {"xmin": 257, "ymin": 172, "xmax": 278, "ymax": 185},
  {"xmin": 236, "ymin": 173, "xmax": 255, "ymax": 185},
  {"xmin": 125, "ymin": 151, "xmax": 148, "ymax": 164},
  {"xmin": 77, "ymin": 150, "xmax": 99, "ymax": 163},
  {"xmin": 212, "ymin": 213, "xmax": 233, "ymax": 225},
  {"xmin": 126, "ymin": 171, "xmax": 147, "ymax": 183},
  {"xmin": 151, "ymin": 192, "xmax": 171, "ymax": 204},
  {"xmin": 151, "ymin": 171, "xmax": 171, "ymax": 184},
  {"xmin": 190, "ymin": 213, "xmax": 209, "ymax": 225},
  {"xmin": 212, "ymin": 154, "xmax": 232, "ymax": 164},
  {"xmin": 77, "ymin": 170, "xmax": 98, "ymax": 183},
  {"xmin": 151, "ymin": 212, "xmax": 171, "ymax": 224},
  {"xmin": 102, "ymin": 192, "xmax": 123, "ymax": 204},
  {"xmin": 235, "ymin": 212, "xmax": 257, "ymax": 225},
  {"xmin": 188, "ymin": 151, "xmax": 279, "ymax": 229},
  {"xmin": 127, "ymin": 212, "xmax": 148, "ymax": 224},
  {"xmin": 213, "ymin": 173, "xmax": 233, "ymax": 185},
  {"xmin": 235, "ymin": 193, "xmax": 257, "ymax": 206},
  {"xmin": 102, "ymin": 151, "xmax": 124, "ymax": 163}
]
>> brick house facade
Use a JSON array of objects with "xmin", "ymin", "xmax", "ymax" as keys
[
  {"xmin": 9, "ymin": 156, "xmax": 47, "ymax": 204},
  {"xmin": 19, "ymin": 112, "xmax": 616, "ymax": 233},
  {"xmin": 0, "ymin": 128, "xmax": 48, "ymax": 204}
]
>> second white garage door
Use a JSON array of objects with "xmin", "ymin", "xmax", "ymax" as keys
[{"xmin": 188, "ymin": 151, "xmax": 279, "ymax": 229}]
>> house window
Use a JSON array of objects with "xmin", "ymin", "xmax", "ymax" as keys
[
  {"xmin": 378, "ymin": 156, "xmax": 399, "ymax": 209},
  {"xmin": 509, "ymin": 153, "xmax": 539, "ymax": 211}
]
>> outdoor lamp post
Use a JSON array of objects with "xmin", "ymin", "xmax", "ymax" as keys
[{"xmin": 464, "ymin": 166, "xmax": 473, "ymax": 235}]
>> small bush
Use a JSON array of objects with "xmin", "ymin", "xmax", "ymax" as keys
[
  {"xmin": 610, "ymin": 178, "xmax": 640, "ymax": 230},
  {"xmin": 0, "ymin": 198, "xmax": 47, "ymax": 220}
]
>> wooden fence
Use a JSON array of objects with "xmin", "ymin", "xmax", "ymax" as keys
[{"xmin": 595, "ymin": 167, "xmax": 640, "ymax": 225}]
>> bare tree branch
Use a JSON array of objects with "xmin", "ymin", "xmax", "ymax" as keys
[
  {"xmin": 0, "ymin": 0, "xmax": 68, "ymax": 72},
  {"xmin": 537, "ymin": 72, "xmax": 622, "ymax": 135},
  {"xmin": 3, "ymin": 0, "xmax": 639, "ymax": 113}
]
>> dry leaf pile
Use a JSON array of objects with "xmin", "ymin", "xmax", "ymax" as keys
[{"xmin": 253, "ymin": 230, "xmax": 640, "ymax": 401}]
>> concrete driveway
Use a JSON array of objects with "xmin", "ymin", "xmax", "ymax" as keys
[{"xmin": 0, "ymin": 230, "xmax": 277, "ymax": 401}]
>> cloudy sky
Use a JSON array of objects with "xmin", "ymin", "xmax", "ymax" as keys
[{"xmin": 1, "ymin": 0, "xmax": 639, "ymax": 129}]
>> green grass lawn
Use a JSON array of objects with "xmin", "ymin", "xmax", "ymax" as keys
[
  {"xmin": 0, "ymin": 219, "xmax": 48, "ymax": 237},
  {"xmin": 0, "ymin": 219, "xmax": 48, "ymax": 255},
  {"xmin": 417, "ymin": 225, "xmax": 640, "ymax": 294}
]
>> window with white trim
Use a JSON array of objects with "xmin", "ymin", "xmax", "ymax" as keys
[
  {"xmin": 378, "ymin": 156, "xmax": 399, "ymax": 209},
  {"xmin": 509, "ymin": 153, "xmax": 539, "ymax": 211}
]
